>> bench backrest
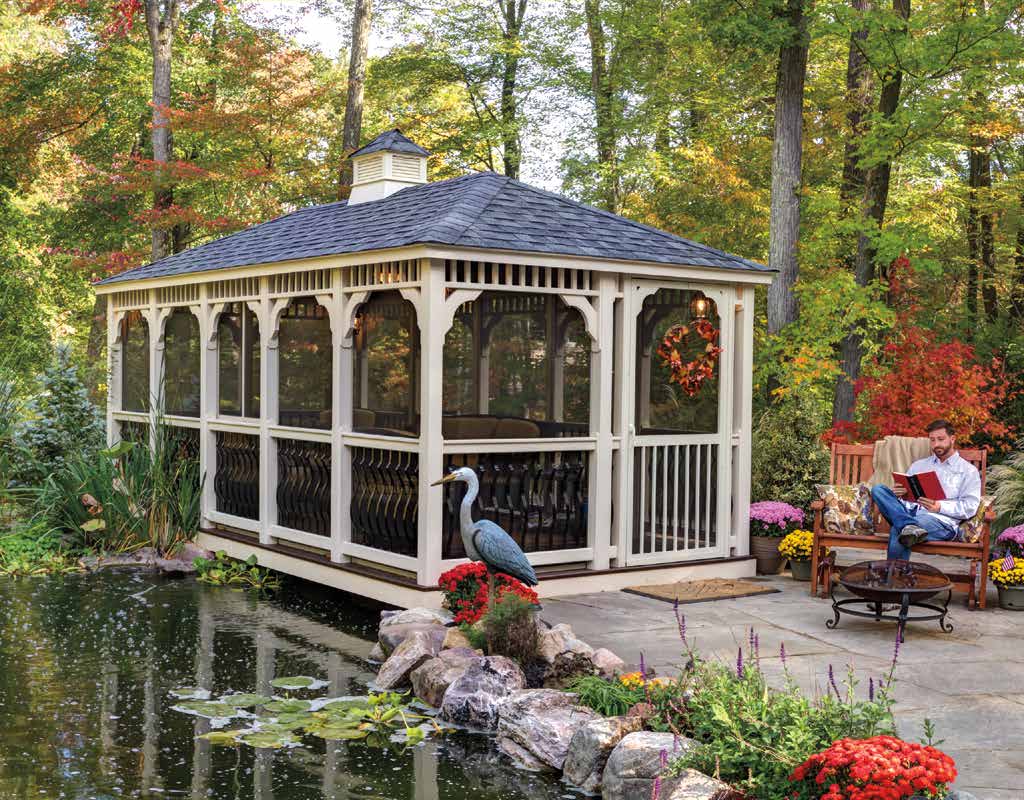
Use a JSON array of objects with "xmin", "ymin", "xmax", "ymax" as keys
[{"xmin": 828, "ymin": 442, "xmax": 988, "ymax": 489}]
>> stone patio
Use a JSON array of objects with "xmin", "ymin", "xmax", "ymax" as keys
[{"xmin": 543, "ymin": 552, "xmax": 1022, "ymax": 800}]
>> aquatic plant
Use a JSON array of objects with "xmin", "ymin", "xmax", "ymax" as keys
[
  {"xmin": 0, "ymin": 521, "xmax": 82, "ymax": 576},
  {"xmin": 194, "ymin": 551, "xmax": 281, "ymax": 593},
  {"xmin": 171, "ymin": 687, "xmax": 451, "ymax": 750}
]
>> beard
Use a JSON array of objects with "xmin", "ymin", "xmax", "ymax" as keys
[{"xmin": 932, "ymin": 443, "xmax": 952, "ymax": 458}]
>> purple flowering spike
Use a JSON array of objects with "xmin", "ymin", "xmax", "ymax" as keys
[
  {"xmin": 673, "ymin": 600, "xmax": 686, "ymax": 644},
  {"xmin": 639, "ymin": 652, "xmax": 647, "ymax": 682},
  {"xmin": 891, "ymin": 626, "xmax": 901, "ymax": 667},
  {"xmin": 673, "ymin": 734, "xmax": 679, "ymax": 753},
  {"xmin": 779, "ymin": 642, "xmax": 787, "ymax": 667},
  {"xmin": 869, "ymin": 677, "xmax": 875, "ymax": 702},
  {"xmin": 827, "ymin": 663, "xmax": 841, "ymax": 699},
  {"xmin": 736, "ymin": 646, "xmax": 744, "ymax": 678},
  {"xmin": 651, "ymin": 775, "xmax": 662, "ymax": 800},
  {"xmin": 659, "ymin": 748, "xmax": 668, "ymax": 768},
  {"xmin": 753, "ymin": 632, "xmax": 760, "ymax": 665}
]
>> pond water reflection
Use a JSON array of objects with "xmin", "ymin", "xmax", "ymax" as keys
[{"xmin": 0, "ymin": 572, "xmax": 567, "ymax": 800}]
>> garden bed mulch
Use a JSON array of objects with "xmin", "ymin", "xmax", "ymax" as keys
[{"xmin": 622, "ymin": 578, "xmax": 779, "ymax": 605}]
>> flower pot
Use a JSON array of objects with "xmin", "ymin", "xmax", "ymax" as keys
[
  {"xmin": 997, "ymin": 585, "xmax": 1024, "ymax": 611},
  {"xmin": 750, "ymin": 535, "xmax": 784, "ymax": 575},
  {"xmin": 789, "ymin": 559, "xmax": 812, "ymax": 581}
]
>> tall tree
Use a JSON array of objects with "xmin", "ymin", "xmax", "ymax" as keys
[
  {"xmin": 583, "ymin": 0, "xmax": 617, "ymax": 211},
  {"xmin": 143, "ymin": 0, "xmax": 180, "ymax": 262},
  {"xmin": 499, "ymin": 0, "xmax": 527, "ymax": 178},
  {"xmin": 766, "ymin": 0, "xmax": 809, "ymax": 336},
  {"xmin": 339, "ymin": 0, "xmax": 373, "ymax": 196}
]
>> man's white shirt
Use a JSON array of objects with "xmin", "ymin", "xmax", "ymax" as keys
[{"xmin": 903, "ymin": 451, "xmax": 981, "ymax": 527}]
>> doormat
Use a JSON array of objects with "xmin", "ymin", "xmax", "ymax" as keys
[{"xmin": 623, "ymin": 578, "xmax": 780, "ymax": 605}]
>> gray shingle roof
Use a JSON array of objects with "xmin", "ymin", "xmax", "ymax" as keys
[
  {"xmin": 98, "ymin": 171, "xmax": 769, "ymax": 285},
  {"xmin": 350, "ymin": 129, "xmax": 430, "ymax": 158}
]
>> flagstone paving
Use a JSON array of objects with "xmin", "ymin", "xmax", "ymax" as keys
[{"xmin": 544, "ymin": 555, "xmax": 1022, "ymax": 800}]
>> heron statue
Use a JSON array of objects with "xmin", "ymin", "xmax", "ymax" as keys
[{"xmin": 432, "ymin": 467, "xmax": 538, "ymax": 610}]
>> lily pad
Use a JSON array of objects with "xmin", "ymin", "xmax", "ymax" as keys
[
  {"xmin": 272, "ymin": 711, "xmax": 317, "ymax": 727},
  {"xmin": 269, "ymin": 676, "xmax": 325, "ymax": 690},
  {"xmin": 240, "ymin": 731, "xmax": 298, "ymax": 749},
  {"xmin": 173, "ymin": 701, "xmax": 241, "ymax": 719},
  {"xmin": 199, "ymin": 729, "xmax": 244, "ymax": 746},
  {"xmin": 312, "ymin": 726, "xmax": 369, "ymax": 741},
  {"xmin": 170, "ymin": 687, "xmax": 211, "ymax": 700},
  {"xmin": 263, "ymin": 698, "xmax": 312, "ymax": 714},
  {"xmin": 220, "ymin": 693, "xmax": 272, "ymax": 708}
]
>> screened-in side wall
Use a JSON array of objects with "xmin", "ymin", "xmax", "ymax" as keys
[
  {"xmin": 278, "ymin": 296, "xmax": 332, "ymax": 429},
  {"xmin": 352, "ymin": 290, "xmax": 420, "ymax": 436},
  {"xmin": 442, "ymin": 292, "xmax": 590, "ymax": 439},
  {"xmin": 121, "ymin": 311, "xmax": 150, "ymax": 412},
  {"xmin": 164, "ymin": 309, "xmax": 201, "ymax": 417},
  {"xmin": 218, "ymin": 303, "xmax": 261, "ymax": 418}
]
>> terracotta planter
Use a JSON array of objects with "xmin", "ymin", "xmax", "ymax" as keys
[
  {"xmin": 997, "ymin": 585, "xmax": 1024, "ymax": 611},
  {"xmin": 750, "ymin": 535, "xmax": 784, "ymax": 575},
  {"xmin": 789, "ymin": 559, "xmax": 812, "ymax": 581}
]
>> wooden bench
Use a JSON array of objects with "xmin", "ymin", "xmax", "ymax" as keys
[{"xmin": 810, "ymin": 442, "xmax": 994, "ymax": 609}]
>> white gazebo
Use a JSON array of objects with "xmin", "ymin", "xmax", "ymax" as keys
[{"xmin": 95, "ymin": 130, "xmax": 774, "ymax": 608}]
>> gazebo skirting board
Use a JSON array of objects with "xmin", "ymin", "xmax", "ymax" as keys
[{"xmin": 100, "ymin": 251, "xmax": 769, "ymax": 601}]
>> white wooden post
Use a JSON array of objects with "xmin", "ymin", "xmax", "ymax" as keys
[
  {"xmin": 417, "ymin": 259, "xmax": 447, "ymax": 586},
  {"xmin": 257, "ymin": 277, "xmax": 276, "ymax": 545},
  {"xmin": 144, "ymin": 290, "xmax": 169, "ymax": 449},
  {"xmin": 326, "ymin": 269, "xmax": 352, "ymax": 564},
  {"xmin": 587, "ymin": 273, "xmax": 617, "ymax": 571},
  {"xmin": 106, "ymin": 301, "xmax": 122, "ymax": 447},
  {"xmin": 198, "ymin": 285, "xmax": 219, "ymax": 529},
  {"xmin": 714, "ymin": 287, "xmax": 736, "ymax": 559},
  {"xmin": 613, "ymin": 281, "xmax": 638, "ymax": 566},
  {"xmin": 731, "ymin": 285, "xmax": 755, "ymax": 557}
]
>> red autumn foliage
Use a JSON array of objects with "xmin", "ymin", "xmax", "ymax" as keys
[
  {"xmin": 787, "ymin": 735, "xmax": 957, "ymax": 800},
  {"xmin": 438, "ymin": 562, "xmax": 539, "ymax": 625},
  {"xmin": 656, "ymin": 318, "xmax": 722, "ymax": 397},
  {"xmin": 826, "ymin": 325, "xmax": 1018, "ymax": 447}
]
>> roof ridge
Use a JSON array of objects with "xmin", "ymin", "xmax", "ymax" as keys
[
  {"xmin": 503, "ymin": 176, "xmax": 764, "ymax": 269},
  {"xmin": 421, "ymin": 172, "xmax": 510, "ymax": 244}
]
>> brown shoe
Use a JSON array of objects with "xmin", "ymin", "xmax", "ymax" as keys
[{"xmin": 898, "ymin": 524, "xmax": 928, "ymax": 549}]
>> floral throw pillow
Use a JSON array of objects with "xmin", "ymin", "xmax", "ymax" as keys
[
  {"xmin": 958, "ymin": 495, "xmax": 994, "ymax": 544},
  {"xmin": 815, "ymin": 483, "xmax": 874, "ymax": 535}
]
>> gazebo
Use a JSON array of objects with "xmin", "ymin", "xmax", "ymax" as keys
[{"xmin": 95, "ymin": 130, "xmax": 774, "ymax": 607}]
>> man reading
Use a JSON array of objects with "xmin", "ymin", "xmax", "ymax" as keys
[{"xmin": 870, "ymin": 420, "xmax": 981, "ymax": 561}]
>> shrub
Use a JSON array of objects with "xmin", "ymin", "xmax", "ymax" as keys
[
  {"xmin": 749, "ymin": 501, "xmax": 804, "ymax": 537},
  {"xmin": 990, "ymin": 442, "xmax": 1024, "ymax": 533},
  {"xmin": 438, "ymin": 561, "xmax": 539, "ymax": 624},
  {"xmin": 787, "ymin": 736, "xmax": 957, "ymax": 800},
  {"xmin": 751, "ymin": 395, "xmax": 831, "ymax": 511},
  {"xmin": 0, "ymin": 520, "xmax": 81, "ymax": 575},
  {"xmin": 571, "ymin": 672, "xmax": 684, "ymax": 726},
  {"xmin": 11, "ymin": 343, "xmax": 105, "ymax": 487},
  {"xmin": 36, "ymin": 421, "xmax": 202, "ymax": 556},
  {"xmin": 482, "ymin": 594, "xmax": 539, "ymax": 663}
]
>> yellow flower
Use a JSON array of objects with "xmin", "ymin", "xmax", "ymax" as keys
[{"xmin": 778, "ymin": 529, "xmax": 816, "ymax": 561}]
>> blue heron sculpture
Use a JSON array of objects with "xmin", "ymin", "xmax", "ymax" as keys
[{"xmin": 432, "ymin": 466, "xmax": 538, "ymax": 609}]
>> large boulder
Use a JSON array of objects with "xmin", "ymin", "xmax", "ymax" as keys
[
  {"xmin": 439, "ymin": 656, "xmax": 525, "ymax": 730},
  {"xmin": 602, "ymin": 731, "xmax": 696, "ymax": 800},
  {"xmin": 374, "ymin": 629, "xmax": 443, "ymax": 690},
  {"xmin": 380, "ymin": 607, "xmax": 453, "ymax": 628},
  {"xmin": 442, "ymin": 626, "xmax": 474, "ymax": 651},
  {"xmin": 410, "ymin": 647, "xmax": 480, "ymax": 707},
  {"xmin": 542, "ymin": 651, "xmax": 596, "ymax": 689},
  {"xmin": 662, "ymin": 769, "xmax": 735, "ymax": 800},
  {"xmin": 496, "ymin": 689, "xmax": 601, "ymax": 771},
  {"xmin": 592, "ymin": 648, "xmax": 626, "ymax": 679},
  {"xmin": 563, "ymin": 715, "xmax": 644, "ymax": 794},
  {"xmin": 378, "ymin": 623, "xmax": 447, "ymax": 657}
]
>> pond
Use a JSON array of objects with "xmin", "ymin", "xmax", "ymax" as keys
[{"xmin": 0, "ymin": 571, "xmax": 569, "ymax": 800}]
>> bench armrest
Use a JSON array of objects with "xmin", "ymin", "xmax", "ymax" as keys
[{"xmin": 810, "ymin": 500, "xmax": 824, "ymax": 511}]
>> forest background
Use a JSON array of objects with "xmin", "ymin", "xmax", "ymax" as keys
[{"xmin": 1, "ymin": 0, "xmax": 1022, "ymax": 506}]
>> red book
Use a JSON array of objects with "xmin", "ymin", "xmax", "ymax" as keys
[{"xmin": 892, "ymin": 471, "xmax": 946, "ymax": 502}]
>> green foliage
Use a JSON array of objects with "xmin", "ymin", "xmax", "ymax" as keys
[
  {"xmin": 458, "ymin": 621, "xmax": 487, "ymax": 651},
  {"xmin": 990, "ymin": 442, "xmax": 1024, "ymax": 532},
  {"xmin": 35, "ymin": 422, "xmax": 203, "ymax": 556},
  {"xmin": 569, "ymin": 674, "xmax": 647, "ymax": 717},
  {"xmin": 751, "ymin": 394, "xmax": 832, "ymax": 510},
  {"xmin": 0, "ymin": 519, "xmax": 81, "ymax": 576},
  {"xmin": 194, "ymin": 550, "xmax": 282, "ymax": 593},
  {"xmin": 10, "ymin": 343, "xmax": 104, "ymax": 488},
  {"xmin": 482, "ymin": 594, "xmax": 539, "ymax": 663}
]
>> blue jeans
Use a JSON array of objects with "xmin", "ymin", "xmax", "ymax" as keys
[{"xmin": 870, "ymin": 485, "xmax": 960, "ymax": 560}]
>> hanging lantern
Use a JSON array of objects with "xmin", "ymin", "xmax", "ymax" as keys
[{"xmin": 689, "ymin": 291, "xmax": 710, "ymax": 320}]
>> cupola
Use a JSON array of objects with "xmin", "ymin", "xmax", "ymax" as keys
[{"xmin": 347, "ymin": 129, "xmax": 429, "ymax": 205}]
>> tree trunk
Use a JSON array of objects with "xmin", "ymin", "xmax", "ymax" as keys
[
  {"xmin": 833, "ymin": 0, "xmax": 909, "ymax": 426},
  {"xmin": 839, "ymin": 0, "xmax": 872, "ymax": 208},
  {"xmin": 145, "ymin": 0, "xmax": 179, "ymax": 263},
  {"xmin": 500, "ymin": 0, "xmax": 527, "ymax": 179},
  {"xmin": 584, "ymin": 0, "xmax": 617, "ymax": 211},
  {"xmin": 966, "ymin": 144, "xmax": 981, "ymax": 323},
  {"xmin": 1012, "ymin": 191, "xmax": 1024, "ymax": 320},
  {"xmin": 977, "ymin": 144, "xmax": 997, "ymax": 321},
  {"xmin": 339, "ymin": 0, "xmax": 373, "ymax": 197},
  {"xmin": 766, "ymin": 0, "xmax": 808, "ymax": 336}
]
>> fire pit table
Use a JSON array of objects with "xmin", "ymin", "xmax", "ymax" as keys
[{"xmin": 826, "ymin": 559, "xmax": 953, "ymax": 642}]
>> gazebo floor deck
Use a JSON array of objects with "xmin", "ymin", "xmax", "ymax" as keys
[{"xmin": 198, "ymin": 525, "xmax": 756, "ymax": 608}]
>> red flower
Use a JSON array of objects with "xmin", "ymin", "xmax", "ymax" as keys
[{"xmin": 438, "ymin": 562, "xmax": 539, "ymax": 624}]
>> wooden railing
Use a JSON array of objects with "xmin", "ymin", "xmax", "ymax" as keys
[
  {"xmin": 350, "ymin": 446, "xmax": 419, "ymax": 557},
  {"xmin": 441, "ymin": 451, "xmax": 588, "ymax": 558},
  {"xmin": 276, "ymin": 439, "xmax": 331, "ymax": 536},
  {"xmin": 214, "ymin": 432, "xmax": 260, "ymax": 521}
]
